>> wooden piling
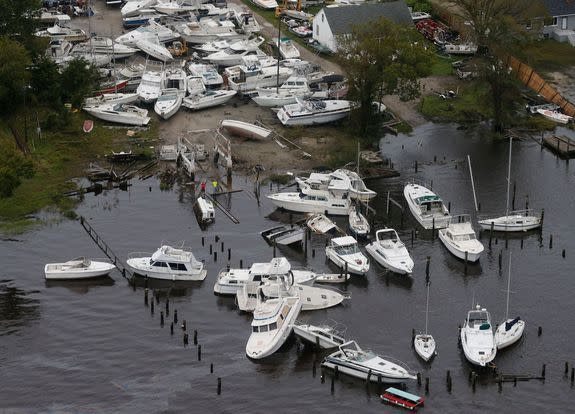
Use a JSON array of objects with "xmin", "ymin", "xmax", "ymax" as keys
[
  {"xmin": 498, "ymin": 251, "xmax": 502, "ymax": 271},
  {"xmin": 217, "ymin": 377, "xmax": 221, "ymax": 395},
  {"xmin": 331, "ymin": 375, "xmax": 335, "ymax": 393},
  {"xmin": 334, "ymin": 365, "xmax": 339, "ymax": 379},
  {"xmin": 150, "ymin": 300, "xmax": 154, "ymax": 315},
  {"xmin": 144, "ymin": 288, "xmax": 149, "ymax": 306},
  {"xmin": 174, "ymin": 309, "xmax": 178, "ymax": 324},
  {"xmin": 228, "ymin": 248, "xmax": 231, "ymax": 261},
  {"xmin": 571, "ymin": 367, "xmax": 574, "ymax": 383},
  {"xmin": 198, "ymin": 345, "xmax": 202, "ymax": 361},
  {"xmin": 209, "ymin": 244, "xmax": 213, "ymax": 254},
  {"xmin": 425, "ymin": 377, "xmax": 429, "ymax": 394},
  {"xmin": 549, "ymin": 234, "xmax": 553, "ymax": 249},
  {"xmin": 240, "ymin": 259, "xmax": 243, "ymax": 269},
  {"xmin": 166, "ymin": 297, "xmax": 169, "ymax": 316},
  {"xmin": 193, "ymin": 329, "xmax": 198, "ymax": 345},
  {"xmin": 366, "ymin": 369, "xmax": 372, "ymax": 384},
  {"xmin": 170, "ymin": 322, "xmax": 174, "ymax": 335},
  {"xmin": 210, "ymin": 363, "xmax": 213, "ymax": 374},
  {"xmin": 214, "ymin": 251, "xmax": 217, "ymax": 261},
  {"xmin": 446, "ymin": 370, "xmax": 452, "ymax": 392},
  {"xmin": 565, "ymin": 361, "xmax": 569, "ymax": 376},
  {"xmin": 538, "ymin": 326, "xmax": 542, "ymax": 336},
  {"xmin": 562, "ymin": 249, "xmax": 566, "ymax": 258},
  {"xmin": 182, "ymin": 320, "xmax": 187, "ymax": 331},
  {"xmin": 464, "ymin": 251, "xmax": 468, "ymax": 275},
  {"xmin": 417, "ymin": 372, "xmax": 421, "ymax": 386},
  {"xmin": 160, "ymin": 311, "xmax": 164, "ymax": 327},
  {"xmin": 541, "ymin": 364, "xmax": 546, "ymax": 379},
  {"xmin": 183, "ymin": 332, "xmax": 189, "ymax": 346}
]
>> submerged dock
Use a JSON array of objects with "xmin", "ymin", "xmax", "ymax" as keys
[{"xmin": 543, "ymin": 135, "xmax": 575, "ymax": 159}]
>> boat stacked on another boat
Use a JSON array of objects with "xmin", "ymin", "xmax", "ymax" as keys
[
  {"xmin": 404, "ymin": 182, "xmax": 451, "ymax": 230},
  {"xmin": 127, "ymin": 244, "xmax": 207, "ymax": 281},
  {"xmin": 44, "ymin": 257, "xmax": 116, "ymax": 280},
  {"xmin": 292, "ymin": 322, "xmax": 347, "ymax": 349},
  {"xmin": 137, "ymin": 63, "xmax": 165, "ymax": 103},
  {"xmin": 188, "ymin": 63, "xmax": 223, "ymax": 87},
  {"xmin": 116, "ymin": 20, "xmax": 179, "ymax": 46},
  {"xmin": 225, "ymin": 59, "xmax": 292, "ymax": 93},
  {"xmin": 251, "ymin": 76, "xmax": 312, "ymax": 107},
  {"xmin": 326, "ymin": 236, "xmax": 369, "ymax": 275},
  {"xmin": 365, "ymin": 229, "xmax": 413, "ymax": 275},
  {"xmin": 460, "ymin": 304, "xmax": 497, "ymax": 366},
  {"xmin": 122, "ymin": 0, "xmax": 159, "ymax": 17}
]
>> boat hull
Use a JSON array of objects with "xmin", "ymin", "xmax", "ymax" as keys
[
  {"xmin": 44, "ymin": 262, "xmax": 116, "ymax": 280},
  {"xmin": 267, "ymin": 193, "xmax": 350, "ymax": 215},
  {"xmin": 276, "ymin": 107, "xmax": 349, "ymax": 126},
  {"xmin": 292, "ymin": 325, "xmax": 343, "ymax": 349},
  {"xmin": 438, "ymin": 230, "xmax": 483, "ymax": 262},
  {"xmin": 182, "ymin": 91, "xmax": 237, "ymax": 110},
  {"xmin": 365, "ymin": 243, "xmax": 413, "ymax": 275},
  {"xmin": 414, "ymin": 334, "xmax": 436, "ymax": 362},
  {"xmin": 325, "ymin": 248, "xmax": 369, "ymax": 275},
  {"xmin": 495, "ymin": 319, "xmax": 525, "ymax": 350},
  {"xmin": 126, "ymin": 258, "xmax": 207, "ymax": 281},
  {"xmin": 322, "ymin": 359, "xmax": 413, "ymax": 384},
  {"xmin": 403, "ymin": 184, "xmax": 451, "ymax": 230},
  {"xmin": 478, "ymin": 215, "xmax": 541, "ymax": 232}
]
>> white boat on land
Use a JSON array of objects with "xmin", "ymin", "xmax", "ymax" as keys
[
  {"xmin": 194, "ymin": 39, "xmax": 232, "ymax": 54},
  {"xmin": 137, "ymin": 63, "xmax": 165, "ymax": 103},
  {"xmin": 176, "ymin": 19, "xmax": 245, "ymax": 44},
  {"xmin": 326, "ymin": 236, "xmax": 369, "ymax": 275},
  {"xmin": 410, "ymin": 11, "xmax": 431, "ymax": 21},
  {"xmin": 213, "ymin": 257, "xmax": 316, "ymax": 295},
  {"xmin": 307, "ymin": 213, "xmax": 337, "ymax": 234},
  {"xmin": 439, "ymin": 216, "xmax": 484, "ymax": 262},
  {"xmin": 44, "ymin": 258, "xmax": 116, "ymax": 280},
  {"xmin": 197, "ymin": 36, "xmax": 264, "ymax": 54},
  {"xmin": 444, "ymin": 43, "xmax": 478, "ymax": 55},
  {"xmin": 220, "ymin": 119, "xmax": 271, "ymax": 139},
  {"xmin": 116, "ymin": 21, "xmax": 179, "ymax": 46},
  {"xmin": 36, "ymin": 24, "xmax": 88, "ymax": 43},
  {"xmin": 122, "ymin": 0, "xmax": 158, "ymax": 17},
  {"xmin": 84, "ymin": 93, "xmax": 139, "ymax": 107},
  {"xmin": 182, "ymin": 89, "xmax": 237, "ymax": 110},
  {"xmin": 197, "ymin": 3, "xmax": 232, "ymax": 17},
  {"xmin": 292, "ymin": 322, "xmax": 347, "ymax": 349},
  {"xmin": 478, "ymin": 138, "xmax": 541, "ymax": 232},
  {"xmin": 365, "ymin": 229, "xmax": 414, "ymax": 275},
  {"xmin": 246, "ymin": 293, "xmax": 301, "ymax": 359},
  {"xmin": 154, "ymin": 67, "xmax": 186, "ymax": 119},
  {"xmin": 225, "ymin": 61, "xmax": 292, "ymax": 93},
  {"xmin": 495, "ymin": 252, "xmax": 525, "ymax": 350},
  {"xmin": 205, "ymin": 48, "xmax": 267, "ymax": 67},
  {"xmin": 275, "ymin": 37, "xmax": 300, "ymax": 59},
  {"xmin": 231, "ymin": 10, "xmax": 261, "ymax": 33},
  {"xmin": 122, "ymin": 10, "xmax": 164, "ymax": 28},
  {"xmin": 276, "ymin": 98, "xmax": 351, "ymax": 126},
  {"xmin": 537, "ymin": 108, "xmax": 573, "ymax": 124},
  {"xmin": 414, "ymin": 282, "xmax": 436, "ymax": 362},
  {"xmin": 348, "ymin": 207, "xmax": 370, "ymax": 238},
  {"xmin": 322, "ymin": 341, "xmax": 417, "ymax": 383},
  {"xmin": 127, "ymin": 244, "xmax": 207, "ymax": 281},
  {"xmin": 188, "ymin": 63, "xmax": 223, "ymax": 87},
  {"xmin": 460, "ymin": 304, "xmax": 497, "ymax": 366},
  {"xmin": 252, "ymin": 76, "xmax": 312, "ymax": 107},
  {"xmin": 195, "ymin": 196, "xmax": 215, "ymax": 222},
  {"xmin": 83, "ymin": 103, "xmax": 150, "ymax": 126},
  {"xmin": 153, "ymin": 0, "xmax": 195, "ymax": 14},
  {"xmin": 404, "ymin": 183, "xmax": 451, "ymax": 230},
  {"xmin": 251, "ymin": 0, "xmax": 278, "ymax": 9},
  {"xmin": 136, "ymin": 37, "xmax": 174, "ymax": 62},
  {"xmin": 186, "ymin": 76, "xmax": 206, "ymax": 96},
  {"xmin": 260, "ymin": 225, "xmax": 305, "ymax": 246},
  {"xmin": 281, "ymin": 9, "xmax": 313, "ymax": 21},
  {"xmin": 73, "ymin": 37, "xmax": 139, "ymax": 59}
]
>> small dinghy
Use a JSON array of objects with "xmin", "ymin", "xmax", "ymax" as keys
[
  {"xmin": 292, "ymin": 322, "xmax": 347, "ymax": 349},
  {"xmin": 365, "ymin": 229, "xmax": 413, "ymax": 275},
  {"xmin": 307, "ymin": 213, "xmax": 337, "ymax": 234},
  {"xmin": 438, "ymin": 217, "xmax": 484, "ymax": 262},
  {"xmin": 326, "ymin": 236, "xmax": 369, "ymax": 275},
  {"xmin": 220, "ymin": 119, "xmax": 271, "ymax": 140},
  {"xmin": 537, "ymin": 108, "xmax": 572, "ymax": 124},
  {"xmin": 322, "ymin": 341, "xmax": 417, "ymax": 383},
  {"xmin": 348, "ymin": 206, "xmax": 370, "ymax": 238},
  {"xmin": 260, "ymin": 225, "xmax": 304, "ymax": 246},
  {"xmin": 83, "ymin": 120, "xmax": 94, "ymax": 133},
  {"xmin": 44, "ymin": 257, "xmax": 116, "ymax": 280}
]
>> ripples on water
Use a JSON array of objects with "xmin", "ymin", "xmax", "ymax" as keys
[{"xmin": 1, "ymin": 123, "xmax": 574, "ymax": 413}]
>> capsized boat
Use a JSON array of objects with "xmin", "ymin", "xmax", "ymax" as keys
[
  {"xmin": 325, "ymin": 236, "xmax": 369, "ymax": 275},
  {"xmin": 182, "ymin": 89, "xmax": 237, "ymax": 110},
  {"xmin": 83, "ymin": 103, "xmax": 150, "ymax": 126},
  {"xmin": 322, "ymin": 341, "xmax": 417, "ymax": 383},
  {"xmin": 260, "ymin": 225, "xmax": 305, "ymax": 246},
  {"xmin": 495, "ymin": 252, "xmax": 525, "ymax": 350},
  {"xmin": 460, "ymin": 304, "xmax": 497, "ymax": 366},
  {"xmin": 276, "ymin": 98, "xmax": 351, "ymax": 126},
  {"xmin": 245, "ymin": 293, "xmax": 301, "ymax": 359},
  {"xmin": 219, "ymin": 119, "xmax": 271, "ymax": 139},
  {"xmin": 44, "ymin": 257, "xmax": 116, "ymax": 280},
  {"xmin": 365, "ymin": 229, "xmax": 414, "ymax": 275},
  {"xmin": 292, "ymin": 322, "xmax": 347, "ymax": 349},
  {"xmin": 127, "ymin": 244, "xmax": 207, "ymax": 281},
  {"xmin": 257, "ymin": 278, "xmax": 347, "ymax": 311},
  {"xmin": 195, "ymin": 196, "xmax": 215, "ymax": 223},
  {"xmin": 404, "ymin": 182, "xmax": 451, "ymax": 230},
  {"xmin": 306, "ymin": 213, "xmax": 337, "ymax": 234},
  {"xmin": 438, "ymin": 216, "xmax": 484, "ymax": 262}
]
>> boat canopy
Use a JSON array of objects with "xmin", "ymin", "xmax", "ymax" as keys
[
  {"xmin": 415, "ymin": 195, "xmax": 441, "ymax": 204},
  {"xmin": 331, "ymin": 236, "xmax": 358, "ymax": 247}
]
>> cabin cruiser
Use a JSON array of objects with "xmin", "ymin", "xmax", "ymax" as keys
[
  {"xmin": 292, "ymin": 322, "xmax": 347, "ymax": 349},
  {"xmin": 365, "ymin": 229, "xmax": 414, "ymax": 275},
  {"xmin": 478, "ymin": 214, "xmax": 542, "ymax": 232},
  {"xmin": 175, "ymin": 19, "xmax": 245, "ymax": 44},
  {"xmin": 251, "ymin": 76, "xmax": 312, "ymax": 107},
  {"xmin": 213, "ymin": 257, "xmax": 316, "ymax": 295},
  {"xmin": 276, "ymin": 99, "xmax": 351, "ymax": 126},
  {"xmin": 225, "ymin": 59, "xmax": 292, "ymax": 93},
  {"xmin": 204, "ymin": 48, "xmax": 268, "ymax": 67},
  {"xmin": 404, "ymin": 183, "xmax": 451, "ymax": 230},
  {"xmin": 188, "ymin": 63, "xmax": 223, "ymax": 87},
  {"xmin": 116, "ymin": 21, "xmax": 179, "ymax": 46},
  {"xmin": 127, "ymin": 244, "xmax": 207, "ymax": 281},
  {"xmin": 44, "ymin": 258, "xmax": 116, "ymax": 280},
  {"xmin": 275, "ymin": 37, "xmax": 300, "ymax": 59},
  {"xmin": 122, "ymin": 0, "xmax": 159, "ymax": 17},
  {"xmin": 36, "ymin": 23, "xmax": 88, "ymax": 43},
  {"xmin": 137, "ymin": 64, "xmax": 165, "ymax": 103},
  {"xmin": 438, "ymin": 217, "xmax": 484, "ymax": 262},
  {"xmin": 83, "ymin": 103, "xmax": 151, "ymax": 126},
  {"xmin": 153, "ymin": 0, "xmax": 196, "ymax": 15},
  {"xmin": 154, "ymin": 67, "xmax": 186, "ymax": 119},
  {"xmin": 326, "ymin": 236, "xmax": 369, "ymax": 275},
  {"xmin": 245, "ymin": 292, "xmax": 301, "ymax": 359},
  {"xmin": 73, "ymin": 37, "xmax": 139, "ymax": 60},
  {"xmin": 182, "ymin": 89, "xmax": 237, "ymax": 110},
  {"xmin": 230, "ymin": 10, "xmax": 261, "ymax": 33},
  {"xmin": 322, "ymin": 341, "xmax": 417, "ymax": 383},
  {"xmin": 460, "ymin": 304, "xmax": 497, "ymax": 366}
]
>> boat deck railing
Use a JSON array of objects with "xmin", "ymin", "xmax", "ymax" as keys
[{"xmin": 477, "ymin": 208, "xmax": 541, "ymax": 221}]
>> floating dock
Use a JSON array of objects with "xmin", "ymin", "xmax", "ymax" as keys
[{"xmin": 543, "ymin": 135, "xmax": 575, "ymax": 159}]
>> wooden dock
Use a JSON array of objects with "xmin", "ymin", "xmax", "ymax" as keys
[{"xmin": 543, "ymin": 135, "xmax": 575, "ymax": 159}]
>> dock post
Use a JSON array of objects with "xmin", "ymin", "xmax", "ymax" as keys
[
  {"xmin": 210, "ymin": 363, "xmax": 214, "ymax": 374},
  {"xmin": 549, "ymin": 234, "xmax": 553, "ymax": 249},
  {"xmin": 221, "ymin": 241, "xmax": 224, "ymax": 252},
  {"xmin": 425, "ymin": 377, "xmax": 429, "ymax": 394},
  {"xmin": 446, "ymin": 370, "xmax": 452, "ymax": 392},
  {"xmin": 472, "ymin": 373, "xmax": 477, "ymax": 391},
  {"xmin": 194, "ymin": 329, "xmax": 198, "ymax": 345},
  {"xmin": 432, "ymin": 218, "xmax": 435, "ymax": 239},
  {"xmin": 273, "ymin": 240, "xmax": 276, "ymax": 258},
  {"xmin": 417, "ymin": 372, "xmax": 421, "ymax": 386},
  {"xmin": 540, "ymin": 209, "xmax": 545, "ymax": 227},
  {"xmin": 448, "ymin": 201, "xmax": 451, "ymax": 211},
  {"xmin": 330, "ymin": 375, "xmax": 335, "ymax": 394},
  {"xmin": 538, "ymin": 326, "xmax": 543, "ymax": 336},
  {"xmin": 150, "ymin": 300, "xmax": 154, "ymax": 316},
  {"xmin": 565, "ymin": 361, "xmax": 569, "ymax": 376},
  {"xmin": 183, "ymin": 332, "xmax": 188, "ymax": 346},
  {"xmin": 228, "ymin": 248, "xmax": 231, "ymax": 261},
  {"xmin": 464, "ymin": 251, "xmax": 468, "ymax": 275},
  {"xmin": 571, "ymin": 367, "xmax": 574, "ymax": 384},
  {"xmin": 345, "ymin": 263, "xmax": 348, "ymax": 280},
  {"xmin": 170, "ymin": 322, "xmax": 174, "ymax": 335},
  {"xmin": 240, "ymin": 259, "xmax": 243, "ymax": 269},
  {"xmin": 144, "ymin": 288, "xmax": 149, "ymax": 306},
  {"xmin": 334, "ymin": 365, "xmax": 339, "ymax": 379},
  {"xmin": 174, "ymin": 309, "xmax": 178, "ymax": 324},
  {"xmin": 541, "ymin": 364, "xmax": 546, "ymax": 379},
  {"xmin": 304, "ymin": 228, "xmax": 308, "ymax": 257},
  {"xmin": 411, "ymin": 229, "xmax": 414, "ymax": 247},
  {"xmin": 217, "ymin": 378, "xmax": 221, "ymax": 395},
  {"xmin": 198, "ymin": 345, "xmax": 202, "ymax": 361},
  {"xmin": 415, "ymin": 160, "xmax": 418, "ymax": 173},
  {"xmin": 425, "ymin": 256, "xmax": 430, "ymax": 283},
  {"xmin": 160, "ymin": 311, "xmax": 164, "ymax": 327},
  {"xmin": 366, "ymin": 369, "xmax": 372, "ymax": 384},
  {"xmin": 489, "ymin": 222, "xmax": 494, "ymax": 249}
]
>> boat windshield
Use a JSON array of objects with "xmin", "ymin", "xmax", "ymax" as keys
[
  {"xmin": 334, "ymin": 244, "xmax": 359, "ymax": 255},
  {"xmin": 452, "ymin": 233, "xmax": 474, "ymax": 241},
  {"xmin": 252, "ymin": 321, "xmax": 278, "ymax": 332},
  {"xmin": 468, "ymin": 311, "xmax": 488, "ymax": 326}
]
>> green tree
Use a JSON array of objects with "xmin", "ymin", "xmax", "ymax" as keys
[
  {"xmin": 337, "ymin": 18, "xmax": 433, "ymax": 136},
  {"xmin": 0, "ymin": 142, "xmax": 34, "ymax": 198},
  {"xmin": 30, "ymin": 57, "xmax": 63, "ymax": 108},
  {"xmin": 60, "ymin": 58, "xmax": 101, "ymax": 108},
  {"xmin": 0, "ymin": 37, "xmax": 32, "ymax": 115},
  {"xmin": 0, "ymin": 0, "xmax": 42, "ymax": 40}
]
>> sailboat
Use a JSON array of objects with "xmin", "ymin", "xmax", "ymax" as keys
[
  {"xmin": 414, "ymin": 282, "xmax": 436, "ymax": 361},
  {"xmin": 495, "ymin": 252, "xmax": 525, "ymax": 350},
  {"xmin": 478, "ymin": 138, "xmax": 541, "ymax": 232}
]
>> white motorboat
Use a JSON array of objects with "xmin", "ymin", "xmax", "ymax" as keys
[
  {"xmin": 46, "ymin": 39, "xmax": 73, "ymax": 61},
  {"xmin": 122, "ymin": 0, "xmax": 158, "ymax": 17},
  {"xmin": 83, "ymin": 103, "xmax": 150, "ymax": 126},
  {"xmin": 84, "ymin": 93, "xmax": 139, "ymax": 107},
  {"xmin": 186, "ymin": 76, "xmax": 206, "ymax": 96},
  {"xmin": 188, "ymin": 63, "xmax": 223, "ymax": 87},
  {"xmin": 537, "ymin": 108, "xmax": 573, "ymax": 124},
  {"xmin": 410, "ymin": 11, "xmax": 431, "ymax": 21},
  {"xmin": 36, "ymin": 24, "xmax": 88, "ymax": 43},
  {"xmin": 495, "ymin": 252, "xmax": 525, "ymax": 350},
  {"xmin": 197, "ymin": 3, "xmax": 232, "ymax": 17},
  {"xmin": 44, "ymin": 257, "xmax": 116, "ymax": 280},
  {"xmin": 219, "ymin": 119, "xmax": 271, "ymax": 139},
  {"xmin": 414, "ymin": 282, "xmax": 436, "ymax": 362},
  {"xmin": 154, "ymin": 67, "xmax": 186, "ymax": 118},
  {"xmin": 194, "ymin": 39, "xmax": 232, "ymax": 54},
  {"xmin": 153, "ymin": 0, "xmax": 195, "ymax": 15},
  {"xmin": 127, "ymin": 244, "xmax": 207, "ymax": 281},
  {"xmin": 276, "ymin": 99, "xmax": 351, "ymax": 126},
  {"xmin": 478, "ymin": 138, "xmax": 541, "ymax": 232},
  {"xmin": 176, "ymin": 19, "xmax": 245, "ymax": 44},
  {"xmin": 73, "ymin": 37, "xmax": 139, "ymax": 59},
  {"xmin": 326, "ymin": 236, "xmax": 369, "ymax": 275},
  {"xmin": 348, "ymin": 207, "xmax": 370, "ymax": 238},
  {"xmin": 292, "ymin": 322, "xmax": 347, "ymax": 349},
  {"xmin": 251, "ymin": 0, "xmax": 278, "ymax": 9},
  {"xmin": 213, "ymin": 257, "xmax": 315, "ymax": 295},
  {"xmin": 122, "ymin": 10, "xmax": 164, "ymax": 29},
  {"xmin": 252, "ymin": 76, "xmax": 312, "ymax": 107},
  {"xmin": 365, "ymin": 229, "xmax": 414, "ymax": 275},
  {"xmin": 275, "ymin": 38, "xmax": 300, "ymax": 59},
  {"xmin": 195, "ymin": 196, "xmax": 215, "ymax": 222},
  {"xmin": 231, "ymin": 10, "xmax": 261, "ymax": 34},
  {"xmin": 182, "ymin": 89, "xmax": 237, "ymax": 110},
  {"xmin": 225, "ymin": 60, "xmax": 292, "ymax": 93},
  {"xmin": 460, "ymin": 304, "xmax": 497, "ymax": 367},
  {"xmin": 315, "ymin": 273, "xmax": 351, "ymax": 284},
  {"xmin": 116, "ymin": 21, "xmax": 179, "ymax": 46},
  {"xmin": 245, "ymin": 293, "xmax": 301, "ymax": 359},
  {"xmin": 444, "ymin": 43, "xmax": 478, "ymax": 55},
  {"xmin": 439, "ymin": 217, "xmax": 484, "ymax": 262},
  {"xmin": 322, "ymin": 341, "xmax": 417, "ymax": 383},
  {"xmin": 260, "ymin": 225, "xmax": 305, "ymax": 246},
  {"xmin": 136, "ymin": 37, "xmax": 174, "ymax": 62},
  {"xmin": 306, "ymin": 213, "xmax": 337, "ymax": 234},
  {"xmin": 36, "ymin": 11, "xmax": 71, "ymax": 24},
  {"xmin": 280, "ymin": 9, "xmax": 313, "ymax": 21},
  {"xmin": 67, "ymin": 51, "xmax": 112, "ymax": 67},
  {"xmin": 404, "ymin": 183, "xmax": 451, "ymax": 230},
  {"xmin": 204, "ymin": 48, "xmax": 267, "ymax": 67},
  {"xmin": 137, "ymin": 64, "xmax": 165, "ymax": 103}
]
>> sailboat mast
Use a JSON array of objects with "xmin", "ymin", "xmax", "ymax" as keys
[
  {"xmin": 505, "ymin": 137, "xmax": 512, "ymax": 217},
  {"xmin": 276, "ymin": 17, "xmax": 281, "ymax": 93},
  {"xmin": 424, "ymin": 282, "xmax": 430, "ymax": 335},
  {"xmin": 505, "ymin": 251, "xmax": 512, "ymax": 320},
  {"xmin": 467, "ymin": 155, "xmax": 478, "ymax": 212},
  {"xmin": 357, "ymin": 140, "xmax": 360, "ymax": 175}
]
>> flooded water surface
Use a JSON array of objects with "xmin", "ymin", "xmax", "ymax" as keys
[{"xmin": 1, "ymin": 123, "xmax": 574, "ymax": 413}]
